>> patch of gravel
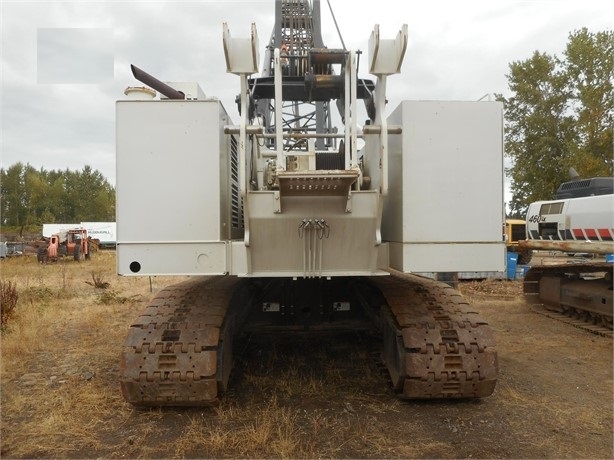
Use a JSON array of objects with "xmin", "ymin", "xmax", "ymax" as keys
[{"xmin": 459, "ymin": 279, "xmax": 524, "ymax": 299}]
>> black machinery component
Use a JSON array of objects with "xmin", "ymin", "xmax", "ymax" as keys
[{"xmin": 130, "ymin": 64, "xmax": 185, "ymax": 100}]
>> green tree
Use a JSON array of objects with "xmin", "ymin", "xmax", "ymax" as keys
[
  {"xmin": 498, "ymin": 28, "xmax": 613, "ymax": 216},
  {"xmin": 24, "ymin": 167, "xmax": 51, "ymax": 226},
  {"xmin": 0, "ymin": 163, "xmax": 41, "ymax": 233},
  {"xmin": 64, "ymin": 166, "xmax": 115, "ymax": 222},
  {"xmin": 1, "ymin": 163, "xmax": 28, "ymax": 229},
  {"xmin": 564, "ymin": 29, "xmax": 614, "ymax": 176},
  {"xmin": 0, "ymin": 164, "xmax": 116, "ymax": 228}
]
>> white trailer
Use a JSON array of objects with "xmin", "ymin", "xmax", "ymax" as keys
[
  {"xmin": 81, "ymin": 222, "xmax": 117, "ymax": 248},
  {"xmin": 42, "ymin": 223, "xmax": 79, "ymax": 238},
  {"xmin": 43, "ymin": 222, "xmax": 116, "ymax": 248}
]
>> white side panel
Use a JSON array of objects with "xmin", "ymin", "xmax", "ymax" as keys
[
  {"xmin": 116, "ymin": 100, "xmax": 233, "ymax": 275},
  {"xmin": 389, "ymin": 242, "xmax": 505, "ymax": 272},
  {"xmin": 566, "ymin": 195, "xmax": 614, "ymax": 229},
  {"xmin": 117, "ymin": 242, "xmax": 227, "ymax": 275},
  {"xmin": 384, "ymin": 100, "xmax": 505, "ymax": 272}
]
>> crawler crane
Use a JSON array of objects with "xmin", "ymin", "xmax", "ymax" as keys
[{"xmin": 116, "ymin": 0, "xmax": 504, "ymax": 405}]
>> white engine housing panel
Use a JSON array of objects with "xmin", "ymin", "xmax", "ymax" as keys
[
  {"xmin": 116, "ymin": 99, "xmax": 238, "ymax": 275},
  {"xmin": 116, "ymin": 99, "xmax": 506, "ymax": 276},
  {"xmin": 383, "ymin": 100, "xmax": 505, "ymax": 272}
]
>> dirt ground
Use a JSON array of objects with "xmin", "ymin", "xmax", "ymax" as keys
[{"xmin": 1, "ymin": 253, "xmax": 612, "ymax": 459}]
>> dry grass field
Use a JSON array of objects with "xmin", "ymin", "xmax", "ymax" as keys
[{"xmin": 1, "ymin": 251, "xmax": 612, "ymax": 459}]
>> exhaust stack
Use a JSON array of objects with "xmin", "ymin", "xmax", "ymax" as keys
[{"xmin": 130, "ymin": 64, "xmax": 185, "ymax": 100}]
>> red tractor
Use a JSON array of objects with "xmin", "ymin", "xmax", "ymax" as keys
[{"xmin": 37, "ymin": 228, "xmax": 92, "ymax": 263}]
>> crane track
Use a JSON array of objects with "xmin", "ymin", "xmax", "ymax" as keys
[
  {"xmin": 120, "ymin": 272, "xmax": 498, "ymax": 406},
  {"xmin": 523, "ymin": 263, "xmax": 613, "ymax": 337},
  {"xmin": 365, "ymin": 271, "xmax": 498, "ymax": 399},
  {"xmin": 120, "ymin": 276, "xmax": 246, "ymax": 406},
  {"xmin": 529, "ymin": 304, "xmax": 613, "ymax": 338}
]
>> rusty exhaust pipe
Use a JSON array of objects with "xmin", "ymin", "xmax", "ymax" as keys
[{"xmin": 130, "ymin": 64, "xmax": 185, "ymax": 100}]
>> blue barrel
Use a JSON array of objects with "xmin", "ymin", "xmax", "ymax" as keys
[
  {"xmin": 507, "ymin": 251, "xmax": 519, "ymax": 280},
  {"xmin": 606, "ymin": 254, "xmax": 614, "ymax": 263}
]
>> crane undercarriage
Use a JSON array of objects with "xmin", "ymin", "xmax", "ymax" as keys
[
  {"xmin": 120, "ymin": 274, "xmax": 497, "ymax": 405},
  {"xmin": 523, "ymin": 263, "xmax": 613, "ymax": 336}
]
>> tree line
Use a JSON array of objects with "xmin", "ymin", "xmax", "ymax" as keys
[
  {"xmin": 0, "ymin": 163, "xmax": 115, "ymax": 233},
  {"xmin": 498, "ymin": 28, "xmax": 613, "ymax": 217}
]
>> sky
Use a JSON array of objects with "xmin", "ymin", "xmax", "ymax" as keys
[{"xmin": 1, "ymin": 0, "xmax": 613, "ymax": 196}]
